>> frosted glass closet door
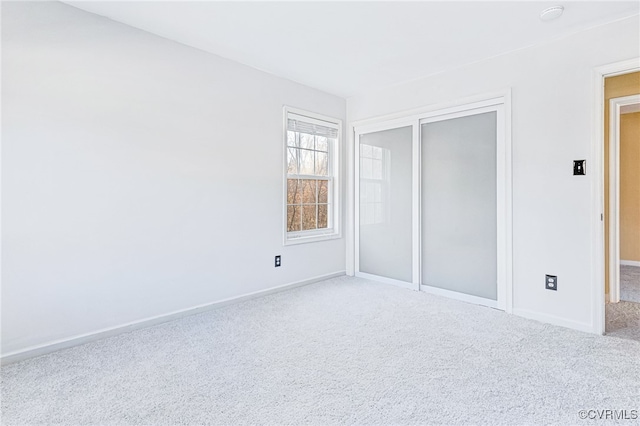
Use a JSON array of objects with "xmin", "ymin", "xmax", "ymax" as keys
[
  {"xmin": 358, "ymin": 126, "xmax": 412, "ymax": 282},
  {"xmin": 421, "ymin": 112, "xmax": 497, "ymax": 300}
]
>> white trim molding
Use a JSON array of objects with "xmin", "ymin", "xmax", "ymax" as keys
[
  {"xmin": 350, "ymin": 90, "xmax": 509, "ymax": 130},
  {"xmin": 420, "ymin": 284, "xmax": 498, "ymax": 309},
  {"xmin": 345, "ymin": 124, "xmax": 356, "ymax": 276},
  {"xmin": 621, "ymin": 260, "xmax": 640, "ymax": 267},
  {"xmin": 513, "ymin": 308, "xmax": 594, "ymax": 334},
  {"xmin": 1, "ymin": 271, "xmax": 346, "ymax": 365},
  {"xmin": 356, "ymin": 272, "xmax": 418, "ymax": 291},
  {"xmin": 591, "ymin": 58, "xmax": 640, "ymax": 335},
  {"xmin": 608, "ymin": 94, "xmax": 640, "ymax": 304}
]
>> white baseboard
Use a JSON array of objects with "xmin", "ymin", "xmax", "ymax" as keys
[
  {"xmin": 1, "ymin": 271, "xmax": 346, "ymax": 365},
  {"xmin": 419, "ymin": 284, "xmax": 498, "ymax": 309},
  {"xmin": 512, "ymin": 308, "xmax": 594, "ymax": 334},
  {"xmin": 355, "ymin": 272, "xmax": 418, "ymax": 291},
  {"xmin": 620, "ymin": 260, "xmax": 640, "ymax": 267}
]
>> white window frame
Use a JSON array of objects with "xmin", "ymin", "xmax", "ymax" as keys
[{"xmin": 283, "ymin": 106, "xmax": 342, "ymax": 245}]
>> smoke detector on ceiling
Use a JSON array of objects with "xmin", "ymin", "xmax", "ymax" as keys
[{"xmin": 540, "ymin": 6, "xmax": 564, "ymax": 21}]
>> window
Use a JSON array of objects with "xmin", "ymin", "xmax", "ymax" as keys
[{"xmin": 284, "ymin": 107, "xmax": 341, "ymax": 244}]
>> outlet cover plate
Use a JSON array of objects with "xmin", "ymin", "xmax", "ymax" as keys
[{"xmin": 546, "ymin": 274, "xmax": 557, "ymax": 291}]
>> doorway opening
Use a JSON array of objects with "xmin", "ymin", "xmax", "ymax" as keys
[{"xmin": 603, "ymin": 70, "xmax": 640, "ymax": 341}]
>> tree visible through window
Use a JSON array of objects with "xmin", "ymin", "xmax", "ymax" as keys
[{"xmin": 285, "ymin": 111, "xmax": 339, "ymax": 239}]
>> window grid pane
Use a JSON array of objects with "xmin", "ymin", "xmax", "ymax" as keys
[
  {"xmin": 287, "ymin": 148, "xmax": 298, "ymax": 175},
  {"xmin": 318, "ymin": 204, "xmax": 328, "ymax": 229},
  {"xmin": 316, "ymin": 136, "xmax": 328, "ymax": 152},
  {"xmin": 287, "ymin": 205, "xmax": 301, "ymax": 232},
  {"xmin": 286, "ymin": 178, "xmax": 333, "ymax": 233},
  {"xmin": 287, "ymin": 130, "xmax": 297, "ymax": 147}
]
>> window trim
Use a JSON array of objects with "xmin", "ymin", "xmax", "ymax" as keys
[{"xmin": 283, "ymin": 106, "xmax": 342, "ymax": 245}]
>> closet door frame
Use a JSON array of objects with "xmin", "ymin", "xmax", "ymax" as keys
[
  {"xmin": 350, "ymin": 91, "xmax": 512, "ymax": 313},
  {"xmin": 354, "ymin": 117, "xmax": 420, "ymax": 290},
  {"xmin": 418, "ymin": 103, "xmax": 507, "ymax": 311}
]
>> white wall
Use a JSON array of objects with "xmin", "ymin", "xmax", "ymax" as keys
[
  {"xmin": 347, "ymin": 15, "xmax": 640, "ymax": 332},
  {"xmin": 1, "ymin": 1, "xmax": 346, "ymax": 356}
]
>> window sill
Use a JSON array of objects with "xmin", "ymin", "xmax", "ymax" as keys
[{"xmin": 284, "ymin": 231, "xmax": 341, "ymax": 246}]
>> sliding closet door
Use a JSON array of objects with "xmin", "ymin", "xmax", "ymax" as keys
[
  {"xmin": 358, "ymin": 126, "xmax": 413, "ymax": 283},
  {"xmin": 421, "ymin": 111, "xmax": 497, "ymax": 300}
]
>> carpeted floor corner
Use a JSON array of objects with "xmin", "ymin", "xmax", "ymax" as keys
[{"xmin": 2, "ymin": 276, "xmax": 639, "ymax": 425}]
